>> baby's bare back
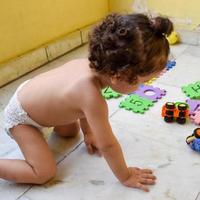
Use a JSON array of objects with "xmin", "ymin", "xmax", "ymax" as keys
[{"xmin": 18, "ymin": 58, "xmax": 100, "ymax": 127}]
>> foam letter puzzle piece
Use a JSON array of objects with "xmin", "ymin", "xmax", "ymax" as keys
[
  {"xmin": 133, "ymin": 85, "xmax": 166, "ymax": 102},
  {"xmin": 102, "ymin": 87, "xmax": 121, "ymax": 99},
  {"xmin": 186, "ymin": 99, "xmax": 200, "ymax": 115},
  {"xmin": 119, "ymin": 94, "xmax": 153, "ymax": 114},
  {"xmin": 182, "ymin": 81, "xmax": 200, "ymax": 99},
  {"xmin": 190, "ymin": 108, "xmax": 200, "ymax": 125},
  {"xmin": 145, "ymin": 77, "xmax": 157, "ymax": 85},
  {"xmin": 166, "ymin": 60, "xmax": 176, "ymax": 70}
]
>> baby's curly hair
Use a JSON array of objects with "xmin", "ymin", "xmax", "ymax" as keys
[{"xmin": 88, "ymin": 13, "xmax": 173, "ymax": 83}]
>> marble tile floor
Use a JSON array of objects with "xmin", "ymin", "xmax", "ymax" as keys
[{"xmin": 0, "ymin": 43, "xmax": 200, "ymax": 200}]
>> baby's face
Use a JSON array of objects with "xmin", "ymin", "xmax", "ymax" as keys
[{"xmin": 110, "ymin": 71, "xmax": 161, "ymax": 94}]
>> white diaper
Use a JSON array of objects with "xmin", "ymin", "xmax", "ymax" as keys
[{"xmin": 3, "ymin": 80, "xmax": 43, "ymax": 138}]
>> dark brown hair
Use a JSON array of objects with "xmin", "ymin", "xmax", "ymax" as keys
[{"xmin": 88, "ymin": 13, "xmax": 173, "ymax": 83}]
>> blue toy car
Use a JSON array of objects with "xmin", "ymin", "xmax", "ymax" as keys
[{"xmin": 186, "ymin": 128, "xmax": 200, "ymax": 152}]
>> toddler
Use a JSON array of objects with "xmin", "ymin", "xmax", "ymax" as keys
[{"xmin": 1, "ymin": 13, "xmax": 173, "ymax": 192}]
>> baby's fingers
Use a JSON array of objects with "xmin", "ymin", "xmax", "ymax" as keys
[
  {"xmin": 140, "ymin": 169, "xmax": 153, "ymax": 174},
  {"xmin": 141, "ymin": 173, "xmax": 156, "ymax": 180},
  {"xmin": 140, "ymin": 178, "xmax": 156, "ymax": 185},
  {"xmin": 135, "ymin": 183, "xmax": 149, "ymax": 192}
]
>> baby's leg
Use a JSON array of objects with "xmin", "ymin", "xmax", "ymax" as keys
[
  {"xmin": 53, "ymin": 121, "xmax": 80, "ymax": 137},
  {"xmin": 0, "ymin": 124, "xmax": 56, "ymax": 184}
]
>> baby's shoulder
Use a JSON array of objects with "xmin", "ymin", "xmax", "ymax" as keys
[
  {"xmin": 76, "ymin": 77, "xmax": 102, "ymax": 97},
  {"xmin": 75, "ymin": 77, "xmax": 106, "ymax": 106}
]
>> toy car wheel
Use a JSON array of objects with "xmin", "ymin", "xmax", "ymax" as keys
[
  {"xmin": 186, "ymin": 135, "xmax": 192, "ymax": 144},
  {"xmin": 165, "ymin": 102, "xmax": 175, "ymax": 109},
  {"xmin": 164, "ymin": 116, "xmax": 174, "ymax": 123},
  {"xmin": 178, "ymin": 103, "xmax": 187, "ymax": 110},
  {"xmin": 176, "ymin": 117, "xmax": 186, "ymax": 124},
  {"xmin": 178, "ymin": 111, "xmax": 186, "ymax": 117}
]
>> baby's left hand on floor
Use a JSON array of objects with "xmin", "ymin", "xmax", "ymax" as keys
[{"xmin": 122, "ymin": 167, "xmax": 156, "ymax": 192}]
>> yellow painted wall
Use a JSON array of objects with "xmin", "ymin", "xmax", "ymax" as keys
[
  {"xmin": 109, "ymin": 0, "xmax": 134, "ymax": 13},
  {"xmin": 0, "ymin": 0, "xmax": 108, "ymax": 64},
  {"xmin": 109, "ymin": 0, "xmax": 200, "ymax": 30},
  {"xmin": 141, "ymin": 0, "xmax": 200, "ymax": 30}
]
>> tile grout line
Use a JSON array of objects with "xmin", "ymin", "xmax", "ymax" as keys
[
  {"xmin": 56, "ymin": 141, "xmax": 84, "ymax": 165},
  {"xmin": 109, "ymin": 109, "xmax": 120, "ymax": 119},
  {"xmin": 16, "ymin": 186, "xmax": 33, "ymax": 200},
  {"xmin": 195, "ymin": 192, "xmax": 200, "ymax": 200}
]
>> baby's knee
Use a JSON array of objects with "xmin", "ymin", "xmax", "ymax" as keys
[{"xmin": 34, "ymin": 164, "xmax": 57, "ymax": 184}]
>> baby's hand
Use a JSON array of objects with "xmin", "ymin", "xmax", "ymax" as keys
[
  {"xmin": 122, "ymin": 167, "xmax": 156, "ymax": 192},
  {"xmin": 84, "ymin": 133, "xmax": 102, "ymax": 156}
]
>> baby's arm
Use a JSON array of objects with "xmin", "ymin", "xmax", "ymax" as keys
[
  {"xmin": 81, "ymin": 93, "xmax": 156, "ymax": 191},
  {"xmin": 80, "ymin": 117, "xmax": 101, "ymax": 155},
  {"xmin": 80, "ymin": 117, "xmax": 93, "ymax": 136}
]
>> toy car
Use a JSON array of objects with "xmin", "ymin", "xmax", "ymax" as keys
[
  {"xmin": 186, "ymin": 128, "xmax": 200, "ymax": 152},
  {"xmin": 162, "ymin": 102, "xmax": 189, "ymax": 124},
  {"xmin": 186, "ymin": 128, "xmax": 200, "ymax": 144}
]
